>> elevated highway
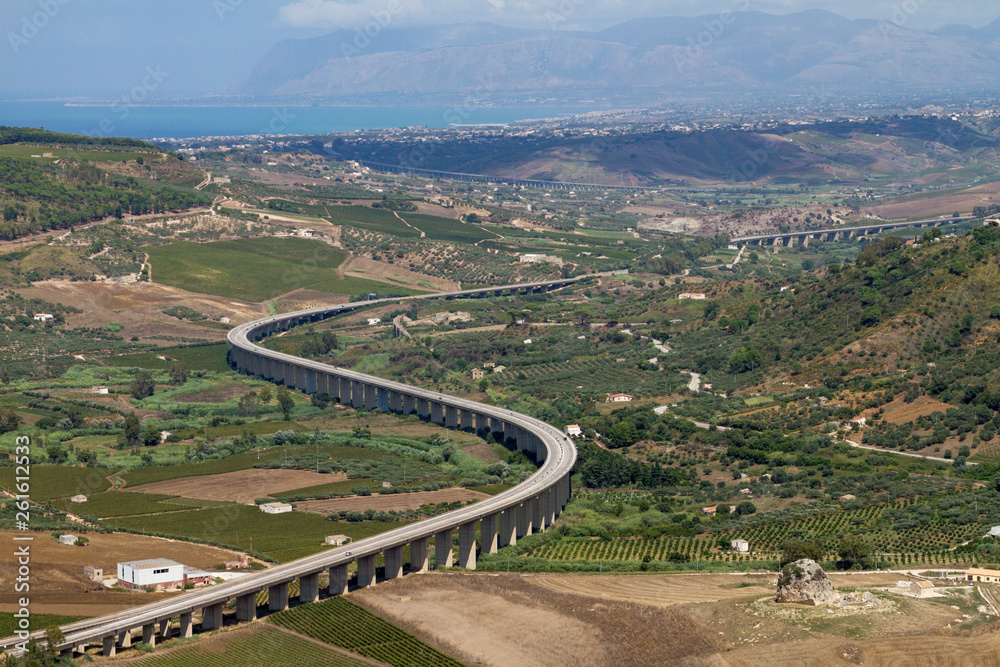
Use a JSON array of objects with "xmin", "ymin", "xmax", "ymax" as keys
[
  {"xmin": 733, "ymin": 216, "xmax": 973, "ymax": 247},
  {"xmin": 1, "ymin": 278, "xmax": 593, "ymax": 658}
]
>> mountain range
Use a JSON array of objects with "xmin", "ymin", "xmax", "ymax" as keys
[{"xmin": 237, "ymin": 10, "xmax": 1000, "ymax": 104}]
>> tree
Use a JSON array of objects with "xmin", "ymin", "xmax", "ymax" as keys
[
  {"xmin": 836, "ymin": 535, "xmax": 871, "ymax": 570},
  {"xmin": 276, "ymin": 386, "xmax": 294, "ymax": 420},
  {"xmin": 735, "ymin": 500, "xmax": 757, "ymax": 516},
  {"xmin": 607, "ymin": 421, "xmax": 640, "ymax": 449},
  {"xmin": 258, "ymin": 385, "xmax": 272, "ymax": 404},
  {"xmin": 130, "ymin": 369, "xmax": 155, "ymax": 400},
  {"xmin": 781, "ymin": 538, "xmax": 824, "ymax": 563},
  {"xmin": 142, "ymin": 424, "xmax": 162, "ymax": 447},
  {"xmin": 729, "ymin": 347, "xmax": 762, "ymax": 373},
  {"xmin": 168, "ymin": 362, "xmax": 189, "ymax": 385},
  {"xmin": 123, "ymin": 412, "xmax": 142, "ymax": 448},
  {"xmin": 0, "ymin": 406, "xmax": 21, "ymax": 433},
  {"xmin": 238, "ymin": 391, "xmax": 261, "ymax": 417}
]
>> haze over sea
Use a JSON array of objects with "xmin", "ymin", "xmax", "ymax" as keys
[{"xmin": 0, "ymin": 102, "xmax": 593, "ymax": 140}]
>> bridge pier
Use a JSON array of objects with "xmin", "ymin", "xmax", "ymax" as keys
[
  {"xmin": 533, "ymin": 494, "xmax": 546, "ymax": 532},
  {"xmin": 300, "ymin": 573, "xmax": 320, "ymax": 604},
  {"xmin": 118, "ymin": 629, "xmax": 132, "ymax": 648},
  {"xmin": 499, "ymin": 507, "xmax": 517, "ymax": 547},
  {"xmin": 431, "ymin": 402, "xmax": 445, "ymax": 426},
  {"xmin": 159, "ymin": 617, "xmax": 172, "ymax": 639},
  {"xmin": 179, "ymin": 612, "xmax": 193, "ymax": 639},
  {"xmin": 384, "ymin": 546, "xmax": 404, "ymax": 580},
  {"xmin": 481, "ymin": 512, "xmax": 499, "ymax": 555},
  {"xmin": 445, "ymin": 406, "xmax": 458, "ymax": 429},
  {"xmin": 364, "ymin": 384, "xmax": 378, "ymax": 411},
  {"xmin": 351, "ymin": 381, "xmax": 364, "ymax": 409},
  {"xmin": 435, "ymin": 529, "xmax": 453, "ymax": 568},
  {"xmin": 102, "ymin": 636, "xmax": 116, "ymax": 657},
  {"xmin": 202, "ymin": 603, "xmax": 223, "ymax": 631},
  {"xmin": 357, "ymin": 555, "xmax": 376, "ymax": 588},
  {"xmin": 458, "ymin": 521, "xmax": 477, "ymax": 570},
  {"xmin": 329, "ymin": 564, "xmax": 349, "ymax": 596},
  {"xmin": 410, "ymin": 537, "xmax": 429, "ymax": 572},
  {"xmin": 141, "ymin": 623, "xmax": 156, "ymax": 649},
  {"xmin": 268, "ymin": 583, "xmax": 289, "ymax": 612},
  {"xmin": 236, "ymin": 593, "xmax": 257, "ymax": 621}
]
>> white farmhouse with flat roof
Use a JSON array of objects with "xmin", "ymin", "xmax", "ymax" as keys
[{"xmin": 117, "ymin": 559, "xmax": 185, "ymax": 591}]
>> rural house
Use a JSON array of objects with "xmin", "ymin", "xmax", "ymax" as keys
[
  {"xmin": 325, "ymin": 535, "xmax": 351, "ymax": 546},
  {"xmin": 701, "ymin": 506, "xmax": 717, "ymax": 516},
  {"xmin": 33, "ymin": 313, "xmax": 54, "ymax": 322},
  {"xmin": 260, "ymin": 502, "xmax": 293, "ymax": 514},
  {"xmin": 731, "ymin": 539, "xmax": 750, "ymax": 553},
  {"xmin": 910, "ymin": 581, "xmax": 935, "ymax": 597},
  {"xmin": 70, "ymin": 495, "xmax": 88, "ymax": 503},
  {"xmin": 470, "ymin": 368, "xmax": 485, "ymax": 381},
  {"xmin": 967, "ymin": 568, "xmax": 1000, "ymax": 583},
  {"xmin": 84, "ymin": 566, "xmax": 103, "ymax": 582},
  {"xmin": 564, "ymin": 425, "xmax": 583, "ymax": 437},
  {"xmin": 606, "ymin": 393, "xmax": 633, "ymax": 403},
  {"xmin": 59, "ymin": 534, "xmax": 79, "ymax": 545}
]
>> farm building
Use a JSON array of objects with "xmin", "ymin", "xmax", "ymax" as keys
[
  {"xmin": 564, "ymin": 425, "xmax": 583, "ymax": 437},
  {"xmin": 367, "ymin": 318, "xmax": 382, "ymax": 326},
  {"xmin": 606, "ymin": 393, "xmax": 633, "ymax": 403},
  {"xmin": 260, "ymin": 502, "xmax": 293, "ymax": 514},
  {"xmin": 224, "ymin": 555, "xmax": 251, "ymax": 570},
  {"xmin": 116, "ymin": 559, "xmax": 212, "ymax": 592},
  {"xmin": 33, "ymin": 313, "xmax": 54, "ymax": 322},
  {"xmin": 219, "ymin": 317, "xmax": 231, "ymax": 324},
  {"xmin": 493, "ymin": 365, "xmax": 506, "ymax": 374},
  {"xmin": 59, "ymin": 534, "xmax": 79, "ymax": 546},
  {"xmin": 483, "ymin": 362, "xmax": 495, "ymax": 368},
  {"xmin": 381, "ymin": 482, "xmax": 392, "ymax": 489},
  {"xmin": 470, "ymin": 368, "xmax": 485, "ymax": 380},
  {"xmin": 84, "ymin": 566, "xmax": 103, "ymax": 582},
  {"xmin": 986, "ymin": 526, "xmax": 1000, "ymax": 537},
  {"xmin": 967, "ymin": 568, "xmax": 1000, "ymax": 583},
  {"xmin": 839, "ymin": 494, "xmax": 857, "ymax": 502},
  {"xmin": 910, "ymin": 581, "xmax": 935, "ymax": 597},
  {"xmin": 70, "ymin": 495, "xmax": 88, "ymax": 503},
  {"xmin": 731, "ymin": 539, "xmax": 750, "ymax": 553},
  {"xmin": 523, "ymin": 339, "xmax": 533, "ymax": 345},
  {"xmin": 701, "ymin": 506, "xmax": 717, "ymax": 516},
  {"xmin": 679, "ymin": 293, "xmax": 707, "ymax": 301},
  {"xmin": 91, "ymin": 386, "xmax": 109, "ymax": 395},
  {"xmin": 325, "ymin": 535, "xmax": 351, "ymax": 546}
]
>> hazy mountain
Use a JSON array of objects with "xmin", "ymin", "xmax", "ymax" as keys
[{"xmin": 238, "ymin": 10, "xmax": 1000, "ymax": 103}]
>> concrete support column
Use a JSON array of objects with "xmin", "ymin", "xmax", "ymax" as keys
[
  {"xmin": 202, "ymin": 603, "xmax": 223, "ymax": 631},
  {"xmin": 384, "ymin": 546, "xmax": 404, "ymax": 580},
  {"xmin": 329, "ymin": 564, "xmax": 349, "ymax": 596},
  {"xmin": 159, "ymin": 618, "xmax": 172, "ymax": 639},
  {"xmin": 445, "ymin": 406, "xmax": 458, "ymax": 429},
  {"xmin": 351, "ymin": 381, "xmax": 364, "ymax": 409},
  {"xmin": 459, "ymin": 409, "xmax": 474, "ymax": 431},
  {"xmin": 458, "ymin": 521, "xmax": 477, "ymax": 570},
  {"xmin": 305, "ymin": 369, "xmax": 317, "ymax": 395},
  {"xmin": 519, "ymin": 500, "xmax": 534, "ymax": 538},
  {"xmin": 268, "ymin": 582, "xmax": 289, "ymax": 612},
  {"xmin": 377, "ymin": 387, "xmax": 390, "ymax": 412},
  {"xmin": 403, "ymin": 394, "xmax": 416, "ymax": 415},
  {"xmin": 481, "ymin": 512, "xmax": 499, "ymax": 555},
  {"xmin": 545, "ymin": 488, "xmax": 556, "ymax": 527},
  {"xmin": 179, "ymin": 612, "xmax": 193, "ymax": 639},
  {"xmin": 410, "ymin": 537, "xmax": 429, "ymax": 572},
  {"xmin": 118, "ymin": 629, "xmax": 132, "ymax": 648},
  {"xmin": 357, "ymin": 555, "xmax": 376, "ymax": 588},
  {"xmin": 300, "ymin": 573, "xmax": 320, "ymax": 604},
  {"xmin": 431, "ymin": 402, "xmax": 445, "ymax": 425},
  {"xmin": 364, "ymin": 384, "xmax": 378, "ymax": 411},
  {"xmin": 141, "ymin": 624, "xmax": 156, "ymax": 649},
  {"xmin": 390, "ymin": 391, "xmax": 403, "ymax": 413},
  {"xmin": 434, "ymin": 529, "xmax": 453, "ymax": 568},
  {"xmin": 316, "ymin": 373, "xmax": 330, "ymax": 397},
  {"xmin": 533, "ymin": 494, "xmax": 546, "ymax": 532},
  {"xmin": 236, "ymin": 593, "xmax": 257, "ymax": 622},
  {"xmin": 498, "ymin": 507, "xmax": 517, "ymax": 548},
  {"xmin": 102, "ymin": 636, "xmax": 116, "ymax": 658}
]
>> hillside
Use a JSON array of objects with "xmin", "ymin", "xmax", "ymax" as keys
[{"xmin": 240, "ymin": 10, "xmax": 1000, "ymax": 103}]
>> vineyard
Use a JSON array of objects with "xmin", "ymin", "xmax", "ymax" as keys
[
  {"xmin": 0, "ymin": 465, "xmax": 113, "ymax": 502},
  {"xmin": 132, "ymin": 627, "xmax": 367, "ymax": 667},
  {"xmin": 271, "ymin": 597, "xmax": 465, "ymax": 667},
  {"xmin": 52, "ymin": 491, "xmax": 186, "ymax": 518},
  {"xmin": 528, "ymin": 493, "xmax": 1000, "ymax": 569}
]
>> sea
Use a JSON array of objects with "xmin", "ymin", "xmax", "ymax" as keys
[{"xmin": 0, "ymin": 101, "xmax": 595, "ymax": 140}]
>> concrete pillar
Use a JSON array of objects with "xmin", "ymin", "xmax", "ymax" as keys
[
  {"xmin": 390, "ymin": 391, "xmax": 403, "ymax": 413},
  {"xmin": 545, "ymin": 488, "xmax": 556, "ymax": 527},
  {"xmin": 102, "ymin": 636, "xmax": 116, "ymax": 658},
  {"xmin": 431, "ymin": 402, "xmax": 445, "ymax": 425},
  {"xmin": 159, "ymin": 617, "xmax": 171, "ymax": 639},
  {"xmin": 435, "ymin": 529, "xmax": 453, "ymax": 568},
  {"xmin": 481, "ymin": 512, "xmax": 499, "ymax": 555},
  {"xmin": 300, "ymin": 573, "xmax": 320, "ymax": 603},
  {"xmin": 445, "ymin": 406, "xmax": 458, "ymax": 429},
  {"xmin": 202, "ymin": 603, "xmax": 223, "ymax": 630},
  {"xmin": 179, "ymin": 612, "xmax": 193, "ymax": 639},
  {"xmin": 458, "ymin": 521, "xmax": 477, "ymax": 570},
  {"xmin": 305, "ymin": 369, "xmax": 317, "ymax": 394},
  {"xmin": 519, "ymin": 500, "xmax": 533, "ymax": 538},
  {"xmin": 329, "ymin": 564, "xmax": 349, "ymax": 596},
  {"xmin": 118, "ymin": 629, "xmax": 132, "ymax": 648},
  {"xmin": 499, "ymin": 507, "xmax": 517, "ymax": 548},
  {"xmin": 364, "ymin": 384, "xmax": 378, "ymax": 411},
  {"xmin": 268, "ymin": 582, "xmax": 289, "ymax": 612},
  {"xmin": 357, "ymin": 555, "xmax": 376, "ymax": 588},
  {"xmin": 351, "ymin": 381, "xmax": 364, "ymax": 409},
  {"xmin": 533, "ymin": 494, "xmax": 546, "ymax": 532},
  {"xmin": 403, "ymin": 394, "xmax": 416, "ymax": 415},
  {"xmin": 316, "ymin": 373, "xmax": 330, "ymax": 397},
  {"xmin": 236, "ymin": 593, "xmax": 257, "ymax": 622},
  {"xmin": 377, "ymin": 387, "xmax": 390, "ymax": 412},
  {"xmin": 459, "ymin": 409, "xmax": 474, "ymax": 431},
  {"xmin": 385, "ymin": 546, "xmax": 404, "ymax": 580},
  {"xmin": 142, "ymin": 624, "xmax": 156, "ymax": 649},
  {"xmin": 410, "ymin": 537, "xmax": 429, "ymax": 572}
]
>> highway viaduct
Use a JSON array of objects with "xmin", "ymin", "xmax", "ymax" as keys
[
  {"xmin": 732, "ymin": 216, "xmax": 973, "ymax": 248},
  {"xmin": 0, "ymin": 277, "xmax": 597, "ymax": 659}
]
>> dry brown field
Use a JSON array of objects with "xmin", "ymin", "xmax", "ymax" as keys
[
  {"xmin": 129, "ymin": 468, "xmax": 348, "ymax": 504},
  {"xmin": 864, "ymin": 181, "xmax": 1000, "ymax": 221},
  {"xmin": 0, "ymin": 530, "xmax": 241, "ymax": 616},
  {"xmin": 340, "ymin": 254, "xmax": 458, "ymax": 292},
  {"xmin": 295, "ymin": 488, "xmax": 490, "ymax": 515},
  {"xmin": 879, "ymin": 394, "xmax": 953, "ymax": 425},
  {"xmin": 352, "ymin": 572, "xmax": 1000, "ymax": 667}
]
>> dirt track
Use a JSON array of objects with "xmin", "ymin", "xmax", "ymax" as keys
[
  {"xmin": 296, "ymin": 488, "xmax": 490, "ymax": 515},
  {"xmin": 129, "ymin": 468, "xmax": 349, "ymax": 504}
]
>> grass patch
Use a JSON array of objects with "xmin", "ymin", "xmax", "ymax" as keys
[
  {"xmin": 104, "ymin": 343, "xmax": 231, "ymax": 373},
  {"xmin": 0, "ymin": 465, "xmax": 114, "ymax": 501}
]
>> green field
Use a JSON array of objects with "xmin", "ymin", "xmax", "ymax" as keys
[
  {"xmin": 52, "ymin": 491, "xmax": 185, "ymax": 518},
  {"xmin": 105, "ymin": 343, "xmax": 231, "ymax": 373},
  {"xmin": 0, "ymin": 144, "xmax": 163, "ymax": 163},
  {"xmin": 0, "ymin": 613, "xmax": 83, "ymax": 637},
  {"xmin": 144, "ymin": 237, "xmax": 416, "ymax": 301},
  {"xmin": 0, "ymin": 465, "xmax": 113, "ymax": 501},
  {"xmin": 133, "ymin": 627, "xmax": 368, "ymax": 667},
  {"xmin": 272, "ymin": 597, "xmax": 465, "ymax": 667}
]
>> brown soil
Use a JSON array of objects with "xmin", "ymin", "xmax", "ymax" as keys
[
  {"xmin": 879, "ymin": 394, "xmax": 953, "ymax": 425},
  {"xmin": 351, "ymin": 572, "xmax": 726, "ymax": 667},
  {"xmin": 129, "ymin": 469, "xmax": 349, "ymax": 504},
  {"xmin": 174, "ymin": 382, "xmax": 256, "ymax": 403},
  {"xmin": 531, "ymin": 573, "xmax": 775, "ymax": 606},
  {"xmin": 17, "ymin": 280, "xmax": 263, "ymax": 344},
  {"xmin": 340, "ymin": 254, "xmax": 458, "ymax": 292},
  {"xmin": 462, "ymin": 442, "xmax": 503, "ymax": 463},
  {"xmin": 296, "ymin": 488, "xmax": 490, "ymax": 515},
  {"xmin": 863, "ymin": 180, "xmax": 1000, "ymax": 221},
  {"xmin": 0, "ymin": 530, "xmax": 242, "ymax": 615}
]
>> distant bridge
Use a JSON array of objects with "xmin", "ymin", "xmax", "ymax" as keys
[
  {"xmin": 362, "ymin": 161, "xmax": 659, "ymax": 193},
  {"xmin": 733, "ymin": 217, "xmax": 974, "ymax": 247}
]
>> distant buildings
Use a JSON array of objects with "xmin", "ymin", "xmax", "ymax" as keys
[
  {"xmin": 367, "ymin": 318, "xmax": 382, "ymax": 326},
  {"xmin": 564, "ymin": 425, "xmax": 583, "ymax": 437},
  {"xmin": 116, "ymin": 559, "xmax": 212, "ymax": 592},
  {"xmin": 493, "ymin": 365, "xmax": 506, "ymax": 374},
  {"xmin": 59, "ymin": 534, "xmax": 79, "ymax": 545},
  {"xmin": 967, "ymin": 568, "xmax": 1000, "ymax": 583},
  {"xmin": 91, "ymin": 386, "xmax": 109, "ymax": 395},
  {"xmin": 33, "ymin": 313, "xmax": 54, "ymax": 322},
  {"xmin": 731, "ymin": 539, "xmax": 750, "ymax": 553},
  {"xmin": 84, "ymin": 566, "xmax": 103, "ymax": 582},
  {"xmin": 471, "ymin": 368, "xmax": 485, "ymax": 381},
  {"xmin": 325, "ymin": 535, "xmax": 351, "ymax": 546},
  {"xmin": 679, "ymin": 293, "xmax": 707, "ymax": 301},
  {"xmin": 606, "ymin": 393, "xmax": 633, "ymax": 403},
  {"xmin": 70, "ymin": 495, "xmax": 88, "ymax": 503},
  {"xmin": 910, "ymin": 581, "xmax": 935, "ymax": 597},
  {"xmin": 260, "ymin": 502, "xmax": 293, "ymax": 515},
  {"xmin": 701, "ymin": 506, "xmax": 717, "ymax": 516}
]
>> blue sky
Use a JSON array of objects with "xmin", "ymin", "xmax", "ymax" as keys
[{"xmin": 0, "ymin": 0, "xmax": 996, "ymax": 98}]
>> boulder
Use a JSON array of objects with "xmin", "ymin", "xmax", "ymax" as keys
[{"xmin": 775, "ymin": 559, "xmax": 838, "ymax": 606}]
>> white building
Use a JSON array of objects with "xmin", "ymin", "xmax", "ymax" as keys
[
  {"xmin": 367, "ymin": 318, "xmax": 382, "ymax": 326},
  {"xmin": 564, "ymin": 425, "xmax": 583, "ymax": 437},
  {"xmin": 986, "ymin": 526, "xmax": 1000, "ymax": 537},
  {"xmin": 606, "ymin": 393, "xmax": 633, "ymax": 403},
  {"xmin": 731, "ymin": 539, "xmax": 750, "ymax": 553},
  {"xmin": 910, "ymin": 580, "xmax": 934, "ymax": 597},
  {"xmin": 325, "ymin": 535, "xmax": 351, "ymax": 546},
  {"xmin": 91, "ymin": 386, "xmax": 109, "ymax": 395},
  {"xmin": 260, "ymin": 502, "xmax": 293, "ymax": 514},
  {"xmin": 679, "ymin": 293, "xmax": 707, "ymax": 301},
  {"xmin": 117, "ymin": 559, "xmax": 186, "ymax": 592},
  {"xmin": 59, "ymin": 534, "xmax": 79, "ymax": 545},
  {"xmin": 33, "ymin": 313, "xmax": 55, "ymax": 322},
  {"xmin": 70, "ymin": 495, "xmax": 88, "ymax": 503}
]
